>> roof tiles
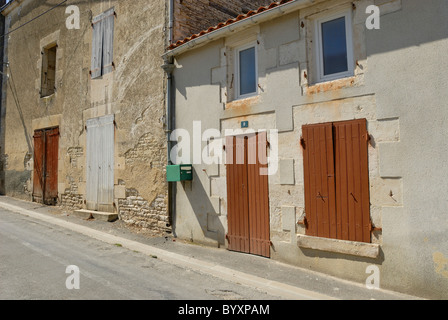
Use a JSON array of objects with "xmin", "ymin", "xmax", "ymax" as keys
[{"xmin": 167, "ymin": 0, "xmax": 294, "ymax": 50}]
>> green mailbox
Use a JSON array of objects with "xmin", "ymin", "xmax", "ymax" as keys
[{"xmin": 166, "ymin": 164, "xmax": 193, "ymax": 182}]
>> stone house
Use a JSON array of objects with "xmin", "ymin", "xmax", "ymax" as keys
[
  {"xmin": 163, "ymin": 0, "xmax": 448, "ymax": 299},
  {"xmin": 0, "ymin": 0, "xmax": 275, "ymax": 234}
]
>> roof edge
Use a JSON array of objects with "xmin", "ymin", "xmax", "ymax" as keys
[{"xmin": 163, "ymin": 0, "xmax": 316, "ymax": 59}]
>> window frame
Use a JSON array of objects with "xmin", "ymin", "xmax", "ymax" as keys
[
  {"xmin": 40, "ymin": 43, "xmax": 58, "ymax": 98},
  {"xmin": 234, "ymin": 42, "xmax": 258, "ymax": 100},
  {"xmin": 314, "ymin": 8, "xmax": 354, "ymax": 83}
]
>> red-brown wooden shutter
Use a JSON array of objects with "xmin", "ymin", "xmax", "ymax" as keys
[
  {"xmin": 333, "ymin": 119, "xmax": 371, "ymax": 243},
  {"xmin": 226, "ymin": 135, "xmax": 250, "ymax": 254},
  {"xmin": 302, "ymin": 123, "xmax": 336, "ymax": 239},
  {"xmin": 226, "ymin": 132, "xmax": 271, "ymax": 258},
  {"xmin": 45, "ymin": 127, "xmax": 59, "ymax": 203},
  {"xmin": 302, "ymin": 119, "xmax": 371, "ymax": 244},
  {"xmin": 33, "ymin": 130, "xmax": 45, "ymax": 202},
  {"xmin": 247, "ymin": 132, "xmax": 270, "ymax": 258}
]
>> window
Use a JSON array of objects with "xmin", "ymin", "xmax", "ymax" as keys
[
  {"xmin": 314, "ymin": 9, "xmax": 354, "ymax": 83},
  {"xmin": 235, "ymin": 43, "xmax": 258, "ymax": 99},
  {"xmin": 301, "ymin": 119, "xmax": 371, "ymax": 243},
  {"xmin": 41, "ymin": 45, "xmax": 57, "ymax": 97},
  {"xmin": 91, "ymin": 8, "xmax": 115, "ymax": 79}
]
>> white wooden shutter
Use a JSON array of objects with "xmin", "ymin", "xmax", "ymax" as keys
[
  {"xmin": 102, "ymin": 8, "xmax": 115, "ymax": 75},
  {"xmin": 86, "ymin": 117, "xmax": 100, "ymax": 210},
  {"xmin": 86, "ymin": 115, "xmax": 115, "ymax": 212},
  {"xmin": 91, "ymin": 8, "xmax": 114, "ymax": 78},
  {"xmin": 91, "ymin": 13, "xmax": 104, "ymax": 79},
  {"xmin": 97, "ymin": 115, "xmax": 115, "ymax": 212}
]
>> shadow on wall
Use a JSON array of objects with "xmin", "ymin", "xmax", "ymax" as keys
[{"xmin": 182, "ymin": 167, "xmax": 225, "ymax": 247}]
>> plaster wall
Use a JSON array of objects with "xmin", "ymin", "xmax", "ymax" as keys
[{"xmin": 172, "ymin": 0, "xmax": 448, "ymax": 298}]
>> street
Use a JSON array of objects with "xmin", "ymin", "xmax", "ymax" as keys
[{"xmin": 0, "ymin": 207, "xmax": 281, "ymax": 300}]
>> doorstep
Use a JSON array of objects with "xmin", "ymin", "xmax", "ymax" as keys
[{"xmin": 72, "ymin": 209, "xmax": 118, "ymax": 222}]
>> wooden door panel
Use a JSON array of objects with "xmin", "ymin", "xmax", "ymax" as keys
[
  {"xmin": 247, "ymin": 132, "xmax": 270, "ymax": 258},
  {"xmin": 44, "ymin": 127, "xmax": 59, "ymax": 204},
  {"xmin": 33, "ymin": 130, "xmax": 44, "ymax": 202},
  {"xmin": 226, "ymin": 133, "xmax": 270, "ymax": 258}
]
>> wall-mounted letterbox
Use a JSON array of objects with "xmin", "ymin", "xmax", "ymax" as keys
[{"xmin": 166, "ymin": 165, "xmax": 193, "ymax": 182}]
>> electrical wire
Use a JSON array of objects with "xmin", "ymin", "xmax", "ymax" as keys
[{"xmin": 1, "ymin": 0, "xmax": 70, "ymax": 39}]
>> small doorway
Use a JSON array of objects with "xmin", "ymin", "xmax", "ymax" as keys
[
  {"xmin": 33, "ymin": 127, "xmax": 59, "ymax": 205},
  {"xmin": 225, "ymin": 132, "xmax": 270, "ymax": 258},
  {"xmin": 86, "ymin": 115, "xmax": 115, "ymax": 213}
]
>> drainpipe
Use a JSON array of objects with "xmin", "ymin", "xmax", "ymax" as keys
[
  {"xmin": 168, "ymin": 0, "xmax": 174, "ymax": 44},
  {"xmin": 162, "ymin": 0, "xmax": 176, "ymax": 236}
]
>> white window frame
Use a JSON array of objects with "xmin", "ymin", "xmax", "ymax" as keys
[
  {"xmin": 314, "ymin": 8, "xmax": 354, "ymax": 83},
  {"xmin": 234, "ymin": 42, "xmax": 258, "ymax": 100}
]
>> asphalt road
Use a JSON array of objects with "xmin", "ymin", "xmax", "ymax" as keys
[{"xmin": 0, "ymin": 208, "xmax": 281, "ymax": 300}]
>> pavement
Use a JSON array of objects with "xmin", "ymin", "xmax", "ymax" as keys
[{"xmin": 0, "ymin": 195, "xmax": 424, "ymax": 300}]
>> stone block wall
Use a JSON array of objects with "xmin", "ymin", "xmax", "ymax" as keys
[{"xmin": 118, "ymin": 190, "xmax": 170, "ymax": 235}]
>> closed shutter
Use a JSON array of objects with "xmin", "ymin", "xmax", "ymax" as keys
[
  {"xmin": 86, "ymin": 115, "xmax": 115, "ymax": 212},
  {"xmin": 226, "ymin": 133, "xmax": 271, "ymax": 258},
  {"xmin": 102, "ymin": 8, "xmax": 115, "ymax": 76},
  {"xmin": 33, "ymin": 127, "xmax": 59, "ymax": 205},
  {"xmin": 333, "ymin": 119, "xmax": 371, "ymax": 243},
  {"xmin": 33, "ymin": 130, "xmax": 45, "ymax": 201},
  {"xmin": 97, "ymin": 115, "xmax": 115, "ymax": 212},
  {"xmin": 86, "ymin": 118, "xmax": 99, "ymax": 209},
  {"xmin": 91, "ymin": 14, "xmax": 104, "ymax": 79},
  {"xmin": 91, "ymin": 8, "xmax": 114, "ymax": 79},
  {"xmin": 45, "ymin": 127, "xmax": 59, "ymax": 202},
  {"xmin": 247, "ymin": 132, "xmax": 270, "ymax": 258},
  {"xmin": 226, "ymin": 135, "xmax": 250, "ymax": 254},
  {"xmin": 302, "ymin": 123, "xmax": 336, "ymax": 239},
  {"xmin": 302, "ymin": 119, "xmax": 371, "ymax": 243}
]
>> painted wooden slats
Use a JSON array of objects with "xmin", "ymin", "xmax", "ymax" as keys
[
  {"xmin": 33, "ymin": 127, "xmax": 59, "ymax": 205},
  {"xmin": 302, "ymin": 123, "xmax": 335, "ymax": 240},
  {"xmin": 91, "ymin": 8, "xmax": 115, "ymax": 78},
  {"xmin": 45, "ymin": 127, "xmax": 59, "ymax": 202},
  {"xmin": 247, "ymin": 132, "xmax": 270, "ymax": 258},
  {"xmin": 226, "ymin": 132, "xmax": 270, "ymax": 258},
  {"xmin": 86, "ymin": 115, "xmax": 114, "ymax": 212},
  {"xmin": 334, "ymin": 119, "xmax": 371, "ymax": 243},
  {"xmin": 102, "ymin": 9, "xmax": 115, "ymax": 76},
  {"xmin": 33, "ymin": 130, "xmax": 44, "ymax": 201},
  {"xmin": 303, "ymin": 119, "xmax": 371, "ymax": 243}
]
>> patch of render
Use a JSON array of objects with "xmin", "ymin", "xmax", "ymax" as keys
[{"xmin": 118, "ymin": 189, "xmax": 170, "ymax": 236}]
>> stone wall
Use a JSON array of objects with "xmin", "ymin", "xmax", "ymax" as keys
[{"xmin": 118, "ymin": 190, "xmax": 170, "ymax": 235}]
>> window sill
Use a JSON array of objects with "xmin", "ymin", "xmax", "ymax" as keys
[
  {"xmin": 40, "ymin": 93, "xmax": 56, "ymax": 100},
  {"xmin": 304, "ymin": 76, "xmax": 359, "ymax": 95},
  {"xmin": 297, "ymin": 234, "xmax": 380, "ymax": 259},
  {"xmin": 225, "ymin": 95, "xmax": 260, "ymax": 111}
]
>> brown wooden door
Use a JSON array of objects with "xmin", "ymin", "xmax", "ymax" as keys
[
  {"xmin": 33, "ymin": 127, "xmax": 59, "ymax": 205},
  {"xmin": 226, "ymin": 132, "xmax": 270, "ymax": 258}
]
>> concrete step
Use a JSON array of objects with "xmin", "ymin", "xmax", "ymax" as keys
[{"xmin": 72, "ymin": 209, "xmax": 118, "ymax": 222}]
